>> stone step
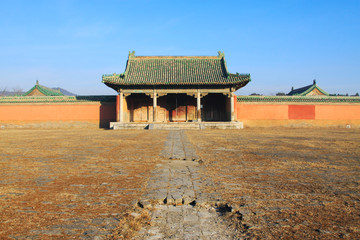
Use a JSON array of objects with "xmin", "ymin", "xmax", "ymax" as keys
[{"xmin": 110, "ymin": 122, "xmax": 244, "ymax": 130}]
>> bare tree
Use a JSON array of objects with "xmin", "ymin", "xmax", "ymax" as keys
[
  {"xmin": 12, "ymin": 86, "xmax": 23, "ymax": 96},
  {"xmin": 0, "ymin": 87, "xmax": 7, "ymax": 96}
]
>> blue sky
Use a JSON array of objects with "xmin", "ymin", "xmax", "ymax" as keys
[{"xmin": 0, "ymin": 0, "xmax": 359, "ymax": 95}]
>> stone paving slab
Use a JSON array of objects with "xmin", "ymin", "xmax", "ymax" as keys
[
  {"xmin": 136, "ymin": 130, "xmax": 239, "ymax": 239},
  {"xmin": 160, "ymin": 130, "xmax": 198, "ymax": 161},
  {"xmin": 137, "ymin": 205, "xmax": 238, "ymax": 240}
]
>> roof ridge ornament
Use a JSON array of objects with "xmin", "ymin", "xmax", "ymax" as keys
[
  {"xmin": 313, "ymin": 79, "xmax": 316, "ymax": 84},
  {"xmin": 129, "ymin": 51, "xmax": 135, "ymax": 59},
  {"xmin": 36, "ymin": 80, "xmax": 39, "ymax": 85},
  {"xmin": 217, "ymin": 51, "xmax": 225, "ymax": 58}
]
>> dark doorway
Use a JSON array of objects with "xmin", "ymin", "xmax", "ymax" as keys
[{"xmin": 202, "ymin": 93, "xmax": 227, "ymax": 121}]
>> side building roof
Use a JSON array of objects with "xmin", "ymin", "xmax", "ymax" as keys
[
  {"xmin": 102, "ymin": 51, "xmax": 250, "ymax": 91},
  {"xmin": 287, "ymin": 80, "xmax": 329, "ymax": 96},
  {"xmin": 23, "ymin": 81, "xmax": 64, "ymax": 96}
]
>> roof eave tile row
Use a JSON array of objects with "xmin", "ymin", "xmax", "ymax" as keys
[
  {"xmin": 0, "ymin": 96, "xmax": 116, "ymax": 103},
  {"xmin": 237, "ymin": 96, "xmax": 360, "ymax": 103},
  {"xmin": 102, "ymin": 74, "xmax": 250, "ymax": 86}
]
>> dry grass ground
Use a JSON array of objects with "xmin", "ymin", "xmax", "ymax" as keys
[
  {"xmin": 187, "ymin": 128, "xmax": 360, "ymax": 239},
  {"xmin": 0, "ymin": 129, "xmax": 167, "ymax": 239},
  {"xmin": 0, "ymin": 128, "xmax": 359, "ymax": 239}
]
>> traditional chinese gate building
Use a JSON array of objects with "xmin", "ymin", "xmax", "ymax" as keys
[{"xmin": 102, "ymin": 51, "xmax": 250, "ymax": 124}]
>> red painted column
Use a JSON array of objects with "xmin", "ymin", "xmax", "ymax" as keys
[
  {"xmin": 153, "ymin": 90, "xmax": 157, "ymax": 122},
  {"xmin": 116, "ymin": 94, "xmax": 120, "ymax": 122},
  {"xmin": 233, "ymin": 94, "xmax": 237, "ymax": 121},
  {"xmin": 197, "ymin": 91, "xmax": 201, "ymax": 122},
  {"xmin": 230, "ymin": 92, "xmax": 235, "ymax": 121}
]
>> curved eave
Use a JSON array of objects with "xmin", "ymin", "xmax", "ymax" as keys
[
  {"xmin": 103, "ymin": 81, "xmax": 121, "ymax": 92},
  {"xmin": 102, "ymin": 77, "xmax": 250, "ymax": 91},
  {"xmin": 102, "ymin": 73, "xmax": 250, "ymax": 85},
  {"xmin": 228, "ymin": 74, "xmax": 251, "ymax": 91},
  {"xmin": 233, "ymin": 79, "xmax": 250, "ymax": 90}
]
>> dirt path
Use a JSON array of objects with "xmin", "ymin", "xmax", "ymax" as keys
[{"xmin": 135, "ymin": 130, "xmax": 239, "ymax": 239}]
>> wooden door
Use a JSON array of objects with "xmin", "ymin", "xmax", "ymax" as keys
[
  {"xmin": 133, "ymin": 100, "xmax": 149, "ymax": 122},
  {"xmin": 169, "ymin": 96, "xmax": 187, "ymax": 122},
  {"xmin": 172, "ymin": 105, "xmax": 186, "ymax": 121}
]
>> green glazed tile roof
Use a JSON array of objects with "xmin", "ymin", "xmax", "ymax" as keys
[
  {"xmin": 23, "ymin": 81, "xmax": 64, "ymax": 96},
  {"xmin": 0, "ymin": 95, "xmax": 116, "ymax": 103},
  {"xmin": 287, "ymin": 80, "xmax": 329, "ymax": 96},
  {"xmin": 102, "ymin": 51, "xmax": 250, "ymax": 90},
  {"xmin": 237, "ymin": 95, "xmax": 360, "ymax": 103}
]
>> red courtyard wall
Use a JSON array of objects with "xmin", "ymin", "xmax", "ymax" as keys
[
  {"xmin": 0, "ymin": 102, "xmax": 116, "ymax": 127},
  {"xmin": 1, "ymin": 96, "xmax": 360, "ymax": 128},
  {"xmin": 236, "ymin": 102, "xmax": 360, "ymax": 127},
  {"xmin": 316, "ymin": 105, "xmax": 360, "ymax": 120},
  {"xmin": 237, "ymin": 104, "xmax": 288, "ymax": 120},
  {"xmin": 288, "ymin": 105, "xmax": 315, "ymax": 120}
]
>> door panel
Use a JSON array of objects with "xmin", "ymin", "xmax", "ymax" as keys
[
  {"xmin": 133, "ymin": 101, "xmax": 149, "ymax": 122},
  {"xmin": 172, "ymin": 105, "xmax": 186, "ymax": 121}
]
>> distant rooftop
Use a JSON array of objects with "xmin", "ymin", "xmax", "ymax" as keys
[
  {"xmin": 287, "ymin": 80, "xmax": 329, "ymax": 96},
  {"xmin": 23, "ymin": 81, "xmax": 76, "ymax": 96}
]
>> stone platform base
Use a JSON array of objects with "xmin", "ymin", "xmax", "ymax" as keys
[{"xmin": 109, "ymin": 122, "xmax": 243, "ymax": 130}]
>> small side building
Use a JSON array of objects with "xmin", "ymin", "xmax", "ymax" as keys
[
  {"xmin": 102, "ymin": 51, "xmax": 251, "ymax": 123},
  {"xmin": 23, "ymin": 81, "xmax": 64, "ymax": 96},
  {"xmin": 287, "ymin": 80, "xmax": 329, "ymax": 96}
]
